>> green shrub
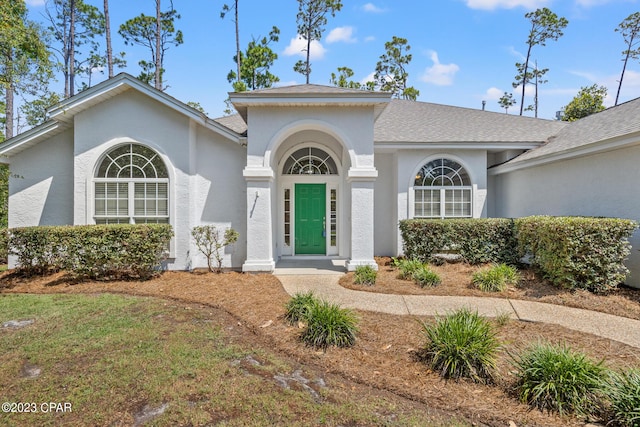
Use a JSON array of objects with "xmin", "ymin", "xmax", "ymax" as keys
[
  {"xmin": 607, "ymin": 369, "xmax": 640, "ymax": 426},
  {"xmin": 412, "ymin": 265, "xmax": 441, "ymax": 288},
  {"xmin": 394, "ymin": 258, "xmax": 424, "ymax": 280},
  {"xmin": 472, "ymin": 263, "xmax": 520, "ymax": 292},
  {"xmin": 516, "ymin": 216, "xmax": 637, "ymax": 293},
  {"xmin": 421, "ymin": 308, "xmax": 500, "ymax": 383},
  {"xmin": 399, "ymin": 218, "xmax": 519, "ymax": 265},
  {"xmin": 191, "ymin": 225, "xmax": 239, "ymax": 273},
  {"xmin": 354, "ymin": 265, "xmax": 377, "ymax": 286},
  {"xmin": 284, "ymin": 291, "xmax": 318, "ymax": 325},
  {"xmin": 511, "ymin": 342, "xmax": 606, "ymax": 416},
  {"xmin": 9, "ymin": 224, "xmax": 173, "ymax": 279},
  {"xmin": 301, "ymin": 300, "xmax": 359, "ymax": 349}
]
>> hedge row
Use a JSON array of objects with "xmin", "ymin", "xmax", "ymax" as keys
[
  {"xmin": 9, "ymin": 224, "xmax": 173, "ymax": 280},
  {"xmin": 400, "ymin": 218, "xmax": 519, "ymax": 265},
  {"xmin": 400, "ymin": 216, "xmax": 638, "ymax": 292},
  {"xmin": 516, "ymin": 216, "xmax": 637, "ymax": 293}
]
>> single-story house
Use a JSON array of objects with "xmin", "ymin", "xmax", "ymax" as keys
[{"xmin": 2, "ymin": 73, "xmax": 640, "ymax": 286}]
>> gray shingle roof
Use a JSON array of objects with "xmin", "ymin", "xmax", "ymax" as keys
[
  {"xmin": 232, "ymin": 84, "xmax": 378, "ymax": 96},
  {"xmin": 508, "ymin": 96, "xmax": 640, "ymax": 164},
  {"xmin": 375, "ymin": 100, "xmax": 567, "ymax": 143},
  {"xmin": 213, "ymin": 114, "xmax": 247, "ymax": 136}
]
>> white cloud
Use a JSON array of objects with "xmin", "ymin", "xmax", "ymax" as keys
[
  {"xmin": 421, "ymin": 51, "xmax": 460, "ymax": 86},
  {"xmin": 364, "ymin": 36, "xmax": 376, "ymax": 42},
  {"xmin": 360, "ymin": 71, "xmax": 376, "ymax": 85},
  {"xmin": 465, "ymin": 0, "xmax": 550, "ymax": 10},
  {"xmin": 575, "ymin": 0, "xmax": 614, "ymax": 6},
  {"xmin": 512, "ymin": 84, "xmax": 536, "ymax": 97},
  {"xmin": 485, "ymin": 87, "xmax": 504, "ymax": 100},
  {"xmin": 25, "ymin": 0, "xmax": 45, "ymax": 6},
  {"xmin": 326, "ymin": 26, "xmax": 357, "ymax": 44},
  {"xmin": 362, "ymin": 3, "xmax": 386, "ymax": 13},
  {"xmin": 507, "ymin": 46, "xmax": 526, "ymax": 62},
  {"xmin": 283, "ymin": 36, "xmax": 327, "ymax": 60}
]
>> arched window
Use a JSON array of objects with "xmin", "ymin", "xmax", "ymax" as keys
[
  {"xmin": 414, "ymin": 158, "xmax": 472, "ymax": 218},
  {"xmin": 94, "ymin": 144, "xmax": 169, "ymax": 224},
  {"xmin": 282, "ymin": 147, "xmax": 338, "ymax": 175}
]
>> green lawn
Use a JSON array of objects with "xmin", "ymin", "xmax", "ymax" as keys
[{"xmin": 0, "ymin": 293, "xmax": 467, "ymax": 426}]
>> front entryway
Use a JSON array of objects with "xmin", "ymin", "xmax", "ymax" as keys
[{"xmin": 295, "ymin": 183, "xmax": 326, "ymax": 254}]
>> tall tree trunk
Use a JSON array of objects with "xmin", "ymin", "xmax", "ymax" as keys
[
  {"xmin": 234, "ymin": 0, "xmax": 240, "ymax": 85},
  {"xmin": 5, "ymin": 82, "xmax": 14, "ymax": 140},
  {"xmin": 155, "ymin": 0, "xmax": 162, "ymax": 90},
  {"xmin": 519, "ymin": 45, "xmax": 532, "ymax": 116},
  {"xmin": 69, "ymin": 0, "xmax": 76, "ymax": 97},
  {"xmin": 305, "ymin": 14, "xmax": 312, "ymax": 84},
  {"xmin": 104, "ymin": 0, "xmax": 113, "ymax": 78},
  {"xmin": 616, "ymin": 35, "xmax": 634, "ymax": 106}
]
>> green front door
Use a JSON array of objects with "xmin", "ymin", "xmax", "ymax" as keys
[{"xmin": 295, "ymin": 184, "xmax": 326, "ymax": 255}]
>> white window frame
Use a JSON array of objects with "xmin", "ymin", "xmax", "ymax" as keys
[
  {"xmin": 93, "ymin": 144, "xmax": 170, "ymax": 225},
  {"xmin": 412, "ymin": 157, "xmax": 473, "ymax": 219}
]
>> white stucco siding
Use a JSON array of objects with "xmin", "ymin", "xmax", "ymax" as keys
[
  {"xmin": 72, "ymin": 90, "xmax": 197, "ymax": 270},
  {"xmin": 493, "ymin": 144, "xmax": 640, "ymax": 287},
  {"xmin": 394, "ymin": 149, "xmax": 488, "ymax": 255},
  {"xmin": 247, "ymin": 106, "xmax": 374, "ymax": 170},
  {"xmin": 8, "ymin": 129, "xmax": 74, "ymax": 228},
  {"xmin": 374, "ymin": 153, "xmax": 396, "ymax": 256},
  {"xmin": 194, "ymin": 126, "xmax": 247, "ymax": 269}
]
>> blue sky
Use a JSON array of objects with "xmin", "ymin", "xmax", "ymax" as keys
[{"xmin": 25, "ymin": 0, "xmax": 640, "ymax": 120}]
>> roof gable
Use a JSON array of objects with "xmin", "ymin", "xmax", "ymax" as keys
[
  {"xmin": 0, "ymin": 73, "xmax": 243, "ymax": 158},
  {"xmin": 506, "ymin": 96, "xmax": 640, "ymax": 166}
]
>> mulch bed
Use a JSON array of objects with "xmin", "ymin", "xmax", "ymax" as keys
[{"xmin": 1, "ymin": 264, "xmax": 639, "ymax": 427}]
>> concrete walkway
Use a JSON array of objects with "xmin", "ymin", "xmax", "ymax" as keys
[{"xmin": 275, "ymin": 261, "xmax": 640, "ymax": 349}]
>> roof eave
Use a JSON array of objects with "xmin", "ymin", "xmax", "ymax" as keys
[
  {"xmin": 490, "ymin": 132, "xmax": 640, "ymax": 175},
  {"xmin": 0, "ymin": 120, "xmax": 64, "ymax": 159}
]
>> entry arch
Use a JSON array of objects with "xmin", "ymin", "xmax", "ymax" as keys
[{"xmin": 277, "ymin": 143, "xmax": 343, "ymax": 257}]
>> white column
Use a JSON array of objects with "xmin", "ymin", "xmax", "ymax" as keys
[
  {"xmin": 346, "ymin": 168, "xmax": 378, "ymax": 271},
  {"xmin": 242, "ymin": 167, "xmax": 276, "ymax": 272}
]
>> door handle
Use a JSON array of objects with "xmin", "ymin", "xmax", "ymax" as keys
[{"xmin": 322, "ymin": 216, "xmax": 326, "ymax": 237}]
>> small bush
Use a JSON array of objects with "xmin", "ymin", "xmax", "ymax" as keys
[
  {"xmin": 394, "ymin": 258, "xmax": 424, "ymax": 280},
  {"xmin": 400, "ymin": 218, "xmax": 519, "ymax": 265},
  {"xmin": 9, "ymin": 224, "xmax": 172, "ymax": 279},
  {"xmin": 301, "ymin": 300, "xmax": 359, "ymax": 349},
  {"xmin": 421, "ymin": 308, "xmax": 500, "ymax": 383},
  {"xmin": 191, "ymin": 225, "xmax": 239, "ymax": 273},
  {"xmin": 607, "ymin": 369, "xmax": 640, "ymax": 426},
  {"xmin": 516, "ymin": 216, "xmax": 637, "ymax": 292},
  {"xmin": 511, "ymin": 342, "xmax": 605, "ymax": 416},
  {"xmin": 412, "ymin": 265, "xmax": 441, "ymax": 288},
  {"xmin": 472, "ymin": 263, "xmax": 520, "ymax": 292},
  {"xmin": 354, "ymin": 265, "xmax": 377, "ymax": 286},
  {"xmin": 284, "ymin": 292, "xmax": 318, "ymax": 325}
]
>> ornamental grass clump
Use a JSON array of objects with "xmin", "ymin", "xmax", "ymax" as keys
[
  {"xmin": 284, "ymin": 291, "xmax": 318, "ymax": 325},
  {"xmin": 606, "ymin": 369, "xmax": 640, "ymax": 426},
  {"xmin": 421, "ymin": 308, "xmax": 500, "ymax": 384},
  {"xmin": 511, "ymin": 342, "xmax": 605, "ymax": 416},
  {"xmin": 394, "ymin": 258, "xmax": 424, "ymax": 280},
  {"xmin": 412, "ymin": 265, "xmax": 441, "ymax": 288},
  {"xmin": 354, "ymin": 265, "xmax": 377, "ymax": 286},
  {"xmin": 472, "ymin": 263, "xmax": 520, "ymax": 292},
  {"xmin": 301, "ymin": 300, "xmax": 359, "ymax": 350}
]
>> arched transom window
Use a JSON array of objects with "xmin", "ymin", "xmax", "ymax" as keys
[
  {"xmin": 414, "ymin": 158, "xmax": 472, "ymax": 218},
  {"xmin": 283, "ymin": 147, "xmax": 338, "ymax": 175},
  {"xmin": 94, "ymin": 144, "xmax": 169, "ymax": 224}
]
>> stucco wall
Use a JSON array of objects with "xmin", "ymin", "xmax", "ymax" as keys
[
  {"xmin": 394, "ymin": 149, "xmax": 488, "ymax": 255},
  {"xmin": 8, "ymin": 129, "xmax": 74, "ymax": 228},
  {"xmin": 194, "ymin": 126, "xmax": 247, "ymax": 269},
  {"xmin": 492, "ymin": 144, "xmax": 640, "ymax": 288},
  {"xmin": 374, "ymin": 153, "xmax": 396, "ymax": 256}
]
